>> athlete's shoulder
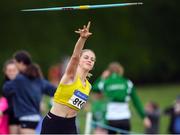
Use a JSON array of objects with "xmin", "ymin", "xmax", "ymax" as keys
[{"xmin": 126, "ymin": 79, "xmax": 134, "ymax": 88}]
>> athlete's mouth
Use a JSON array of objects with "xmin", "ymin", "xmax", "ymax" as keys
[{"xmin": 86, "ymin": 63, "xmax": 92, "ymax": 66}]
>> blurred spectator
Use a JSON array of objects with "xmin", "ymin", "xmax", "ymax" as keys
[
  {"xmin": 0, "ymin": 96, "xmax": 9, "ymax": 134},
  {"xmin": 3, "ymin": 50, "xmax": 56, "ymax": 134},
  {"xmin": 2, "ymin": 59, "xmax": 20, "ymax": 134},
  {"xmin": 164, "ymin": 95, "xmax": 180, "ymax": 134},
  {"xmin": 145, "ymin": 101, "xmax": 160, "ymax": 134},
  {"xmin": 34, "ymin": 62, "xmax": 65, "ymax": 134},
  {"xmin": 91, "ymin": 91, "xmax": 107, "ymax": 134},
  {"xmin": 93, "ymin": 62, "xmax": 151, "ymax": 134},
  {"xmin": 91, "ymin": 69, "xmax": 110, "ymax": 134},
  {"xmin": 48, "ymin": 64, "xmax": 62, "ymax": 86}
]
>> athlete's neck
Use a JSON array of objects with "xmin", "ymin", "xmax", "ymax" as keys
[{"xmin": 77, "ymin": 68, "xmax": 88, "ymax": 83}]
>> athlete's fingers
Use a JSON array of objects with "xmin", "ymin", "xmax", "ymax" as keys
[
  {"xmin": 76, "ymin": 29, "xmax": 82, "ymax": 32},
  {"xmin": 75, "ymin": 31, "xmax": 80, "ymax": 33},
  {"xmin": 87, "ymin": 21, "xmax": 91, "ymax": 30}
]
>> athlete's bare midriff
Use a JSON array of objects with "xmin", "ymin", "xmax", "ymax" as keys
[{"xmin": 50, "ymin": 102, "xmax": 78, "ymax": 118}]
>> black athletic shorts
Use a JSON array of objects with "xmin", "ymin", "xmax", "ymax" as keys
[
  {"xmin": 41, "ymin": 111, "xmax": 77, "ymax": 134},
  {"xmin": 20, "ymin": 120, "xmax": 39, "ymax": 129},
  {"xmin": 107, "ymin": 119, "xmax": 131, "ymax": 134}
]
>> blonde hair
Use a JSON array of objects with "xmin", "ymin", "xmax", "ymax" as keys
[
  {"xmin": 108, "ymin": 62, "xmax": 124, "ymax": 76},
  {"xmin": 81, "ymin": 49, "xmax": 96, "ymax": 58},
  {"xmin": 80, "ymin": 49, "xmax": 96, "ymax": 78}
]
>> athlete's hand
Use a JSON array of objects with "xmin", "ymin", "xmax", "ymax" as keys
[
  {"xmin": 143, "ymin": 117, "xmax": 151, "ymax": 128},
  {"xmin": 75, "ymin": 21, "xmax": 92, "ymax": 39},
  {"xmin": 101, "ymin": 69, "xmax": 110, "ymax": 79}
]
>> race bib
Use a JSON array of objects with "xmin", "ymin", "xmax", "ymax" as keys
[{"xmin": 68, "ymin": 90, "xmax": 88, "ymax": 109}]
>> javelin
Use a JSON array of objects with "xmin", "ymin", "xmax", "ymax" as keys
[{"xmin": 22, "ymin": 2, "xmax": 143, "ymax": 12}]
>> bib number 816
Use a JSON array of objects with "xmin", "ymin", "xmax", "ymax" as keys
[{"xmin": 72, "ymin": 98, "xmax": 85, "ymax": 108}]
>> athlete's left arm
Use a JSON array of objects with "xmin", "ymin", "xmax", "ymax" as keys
[
  {"xmin": 130, "ymin": 87, "xmax": 145, "ymax": 118},
  {"xmin": 131, "ymin": 87, "xmax": 151, "ymax": 127}
]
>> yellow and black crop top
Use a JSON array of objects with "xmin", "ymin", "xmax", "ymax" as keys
[{"xmin": 53, "ymin": 76, "xmax": 91, "ymax": 111}]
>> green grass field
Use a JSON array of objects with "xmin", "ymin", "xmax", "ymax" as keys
[
  {"xmin": 77, "ymin": 83, "xmax": 180, "ymax": 134},
  {"xmin": 130, "ymin": 84, "xmax": 180, "ymax": 134}
]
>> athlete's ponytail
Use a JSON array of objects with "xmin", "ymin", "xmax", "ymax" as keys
[{"xmin": 24, "ymin": 63, "xmax": 43, "ymax": 79}]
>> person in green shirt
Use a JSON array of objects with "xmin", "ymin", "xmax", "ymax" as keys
[
  {"xmin": 93, "ymin": 62, "xmax": 151, "ymax": 134},
  {"xmin": 91, "ymin": 70, "xmax": 110, "ymax": 134}
]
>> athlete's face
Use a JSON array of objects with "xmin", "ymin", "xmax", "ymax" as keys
[
  {"xmin": 79, "ymin": 51, "xmax": 95, "ymax": 71},
  {"xmin": 5, "ymin": 63, "xmax": 19, "ymax": 80}
]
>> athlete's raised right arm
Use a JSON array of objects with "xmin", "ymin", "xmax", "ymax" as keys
[{"xmin": 61, "ymin": 22, "xmax": 92, "ymax": 84}]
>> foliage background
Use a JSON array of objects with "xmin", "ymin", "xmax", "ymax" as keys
[{"xmin": 0, "ymin": 0, "xmax": 179, "ymax": 84}]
